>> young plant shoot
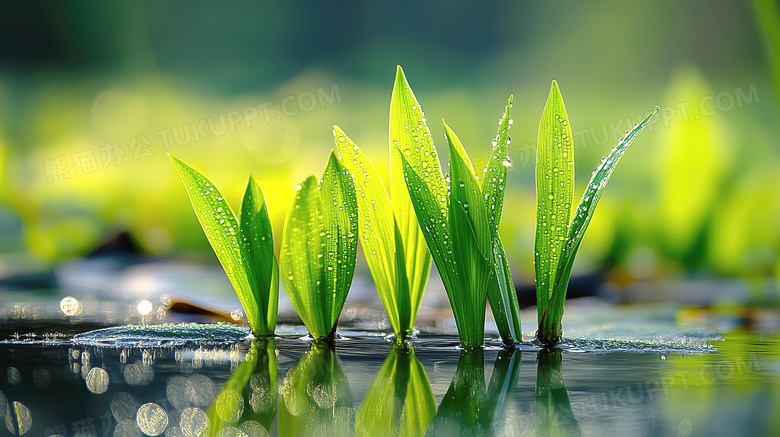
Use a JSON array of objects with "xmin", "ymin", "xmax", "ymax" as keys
[
  {"xmin": 534, "ymin": 81, "xmax": 659, "ymax": 346},
  {"xmin": 170, "ymin": 156, "xmax": 279, "ymax": 337},
  {"xmin": 280, "ymin": 151, "xmax": 359, "ymax": 340},
  {"xmin": 331, "ymin": 66, "xmax": 438, "ymax": 341},
  {"xmin": 395, "ymin": 68, "xmax": 522, "ymax": 348}
]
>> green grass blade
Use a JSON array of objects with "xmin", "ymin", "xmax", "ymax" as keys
[
  {"xmin": 534, "ymin": 81, "xmax": 574, "ymax": 327},
  {"xmin": 320, "ymin": 152, "xmax": 359, "ymax": 336},
  {"xmin": 540, "ymin": 108, "xmax": 660, "ymax": 341},
  {"xmin": 333, "ymin": 125, "xmax": 411, "ymax": 336},
  {"xmin": 281, "ymin": 175, "xmax": 327, "ymax": 337},
  {"xmin": 169, "ymin": 155, "xmax": 262, "ymax": 333},
  {"xmin": 478, "ymin": 97, "xmax": 523, "ymax": 344},
  {"xmin": 390, "ymin": 66, "xmax": 439, "ymax": 318},
  {"xmin": 280, "ymin": 153, "xmax": 358, "ymax": 339},
  {"xmin": 398, "ymin": 153, "xmax": 455, "ymax": 282},
  {"xmin": 446, "ymin": 122, "xmax": 493, "ymax": 348},
  {"xmin": 239, "ymin": 176, "xmax": 278, "ymax": 335},
  {"xmin": 481, "ymin": 95, "xmax": 514, "ymax": 233},
  {"xmin": 488, "ymin": 236, "xmax": 522, "ymax": 343}
]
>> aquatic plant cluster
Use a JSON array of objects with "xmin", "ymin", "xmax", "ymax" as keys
[{"xmin": 172, "ymin": 66, "xmax": 657, "ymax": 347}]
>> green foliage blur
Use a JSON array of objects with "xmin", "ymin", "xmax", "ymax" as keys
[{"xmin": 0, "ymin": 1, "xmax": 776, "ymax": 291}]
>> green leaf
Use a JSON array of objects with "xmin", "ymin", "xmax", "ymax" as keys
[
  {"xmin": 170, "ymin": 155, "xmax": 265, "ymax": 335},
  {"xmin": 280, "ymin": 152, "xmax": 358, "ymax": 340},
  {"xmin": 540, "ymin": 108, "xmax": 659, "ymax": 342},
  {"xmin": 481, "ymin": 95, "xmax": 514, "ymax": 233},
  {"xmin": 390, "ymin": 66, "xmax": 439, "ymax": 321},
  {"xmin": 355, "ymin": 345, "xmax": 435, "ymax": 437},
  {"xmin": 534, "ymin": 81, "xmax": 574, "ymax": 327},
  {"xmin": 398, "ymin": 154, "xmax": 455, "ymax": 284},
  {"xmin": 487, "ymin": 236, "xmax": 522, "ymax": 343},
  {"xmin": 333, "ymin": 126, "xmax": 412, "ymax": 336},
  {"xmin": 445, "ymin": 122, "xmax": 493, "ymax": 348},
  {"xmin": 479, "ymin": 97, "xmax": 523, "ymax": 344},
  {"xmin": 240, "ymin": 176, "xmax": 279, "ymax": 334}
]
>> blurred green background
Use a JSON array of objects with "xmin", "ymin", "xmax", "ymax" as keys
[{"xmin": 0, "ymin": 0, "xmax": 777, "ymax": 303}]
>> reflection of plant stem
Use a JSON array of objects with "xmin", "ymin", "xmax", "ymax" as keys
[
  {"xmin": 427, "ymin": 348, "xmax": 522, "ymax": 436},
  {"xmin": 355, "ymin": 344, "xmax": 435, "ymax": 437},
  {"xmin": 535, "ymin": 349, "xmax": 581, "ymax": 437},
  {"xmin": 277, "ymin": 341, "xmax": 355, "ymax": 436},
  {"xmin": 206, "ymin": 338, "xmax": 278, "ymax": 436}
]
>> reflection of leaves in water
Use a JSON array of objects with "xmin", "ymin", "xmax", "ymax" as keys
[
  {"xmin": 277, "ymin": 342, "xmax": 355, "ymax": 436},
  {"xmin": 206, "ymin": 339, "xmax": 278, "ymax": 436},
  {"xmin": 535, "ymin": 349, "xmax": 581, "ymax": 437},
  {"xmin": 355, "ymin": 344, "xmax": 435, "ymax": 437},
  {"xmin": 427, "ymin": 348, "xmax": 522, "ymax": 436}
]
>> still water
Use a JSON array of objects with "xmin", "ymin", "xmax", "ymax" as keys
[{"xmin": 1, "ymin": 328, "xmax": 777, "ymax": 437}]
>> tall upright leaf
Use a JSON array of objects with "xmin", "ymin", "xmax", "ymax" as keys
[
  {"xmin": 280, "ymin": 152, "xmax": 359, "ymax": 340},
  {"xmin": 240, "ymin": 177, "xmax": 279, "ymax": 331},
  {"xmin": 170, "ymin": 155, "xmax": 277, "ymax": 336},
  {"xmin": 333, "ymin": 126, "xmax": 412, "ymax": 337},
  {"xmin": 534, "ymin": 81, "xmax": 575, "ymax": 329},
  {"xmin": 389, "ymin": 66, "xmax": 441, "ymax": 314},
  {"xmin": 480, "ymin": 96, "xmax": 523, "ymax": 343},
  {"xmin": 538, "ymin": 108, "xmax": 659, "ymax": 343}
]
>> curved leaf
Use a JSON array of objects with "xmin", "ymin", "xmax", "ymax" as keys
[
  {"xmin": 540, "ymin": 108, "xmax": 659, "ymax": 342},
  {"xmin": 170, "ymin": 155, "xmax": 265, "ymax": 335}
]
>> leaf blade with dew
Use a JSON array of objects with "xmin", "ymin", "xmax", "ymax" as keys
[
  {"xmin": 239, "ymin": 176, "xmax": 278, "ymax": 335},
  {"xmin": 280, "ymin": 175, "xmax": 328, "ymax": 337},
  {"xmin": 398, "ymin": 152, "xmax": 457, "ymax": 293},
  {"xmin": 534, "ymin": 81, "xmax": 574, "ymax": 329},
  {"xmin": 540, "ymin": 108, "xmax": 660, "ymax": 342},
  {"xmin": 481, "ymin": 95, "xmax": 514, "ymax": 232},
  {"xmin": 332, "ymin": 125, "xmax": 411, "ymax": 336},
  {"xmin": 480, "ymin": 96, "xmax": 523, "ymax": 344},
  {"xmin": 445, "ymin": 121, "xmax": 493, "ymax": 347},
  {"xmin": 390, "ymin": 66, "xmax": 441, "ymax": 319},
  {"xmin": 169, "ymin": 155, "xmax": 263, "ymax": 334},
  {"xmin": 320, "ymin": 151, "xmax": 359, "ymax": 337},
  {"xmin": 487, "ymin": 235, "xmax": 522, "ymax": 344}
]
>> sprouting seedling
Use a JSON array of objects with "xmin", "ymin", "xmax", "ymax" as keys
[
  {"xmin": 534, "ymin": 81, "xmax": 659, "ymax": 346},
  {"xmin": 170, "ymin": 155, "xmax": 279, "ymax": 337},
  {"xmin": 396, "ymin": 69, "xmax": 522, "ymax": 348},
  {"xmin": 330, "ymin": 66, "xmax": 437, "ymax": 341},
  {"xmin": 280, "ymin": 151, "xmax": 359, "ymax": 340}
]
